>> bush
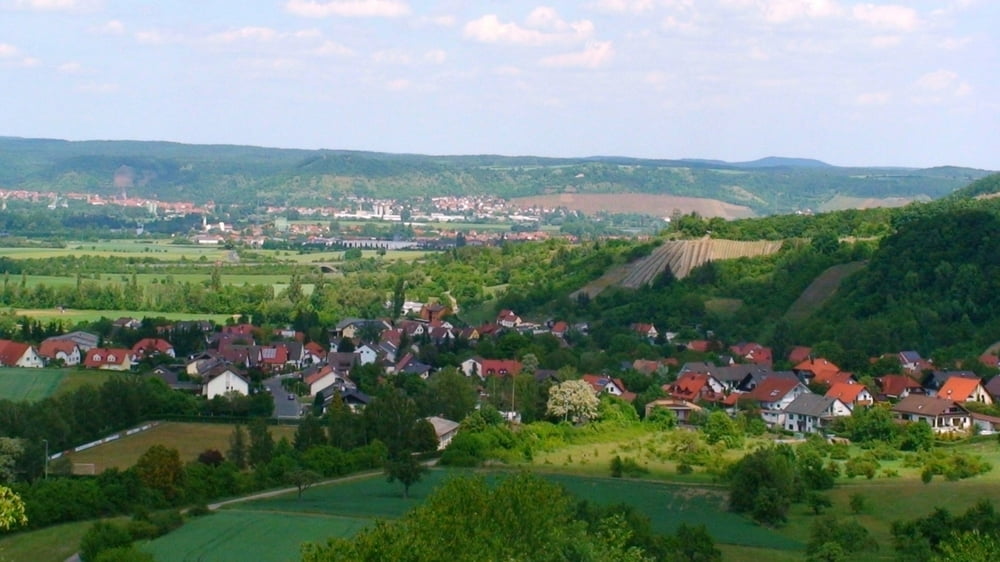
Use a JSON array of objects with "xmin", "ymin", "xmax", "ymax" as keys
[
  {"xmin": 80, "ymin": 521, "xmax": 133, "ymax": 562},
  {"xmin": 845, "ymin": 455, "xmax": 880, "ymax": 479},
  {"xmin": 676, "ymin": 463, "xmax": 693, "ymax": 475},
  {"xmin": 93, "ymin": 546, "xmax": 155, "ymax": 562},
  {"xmin": 187, "ymin": 504, "xmax": 211, "ymax": 517}
]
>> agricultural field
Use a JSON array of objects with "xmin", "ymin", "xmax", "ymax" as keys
[
  {"xmin": 784, "ymin": 261, "xmax": 867, "ymax": 322},
  {"xmin": 0, "ymin": 240, "xmax": 231, "ymax": 261},
  {"xmin": 576, "ymin": 238, "xmax": 783, "ymax": 297},
  {"xmin": 145, "ymin": 468, "xmax": 798, "ymax": 562},
  {"xmin": 0, "ymin": 367, "xmax": 66, "ymax": 401},
  {"xmin": 512, "ymin": 193, "xmax": 755, "ymax": 220},
  {"xmin": 8, "ymin": 308, "xmax": 234, "ymax": 324},
  {"xmin": 63, "ymin": 422, "xmax": 298, "ymax": 472}
]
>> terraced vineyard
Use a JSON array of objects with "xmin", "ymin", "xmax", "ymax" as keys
[{"xmin": 576, "ymin": 238, "xmax": 783, "ymax": 297}]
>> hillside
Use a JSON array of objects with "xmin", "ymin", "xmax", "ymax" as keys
[{"xmin": 0, "ymin": 137, "xmax": 992, "ymax": 215}]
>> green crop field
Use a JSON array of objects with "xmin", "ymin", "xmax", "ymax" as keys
[
  {"xmin": 9, "ymin": 308, "xmax": 235, "ymax": 324},
  {"xmin": 0, "ymin": 241, "xmax": 231, "ymax": 261},
  {"xmin": 144, "ymin": 510, "xmax": 370, "ymax": 562},
  {"xmin": 0, "ymin": 367, "xmax": 66, "ymax": 401},
  {"xmin": 65, "ymin": 422, "xmax": 298, "ymax": 472}
]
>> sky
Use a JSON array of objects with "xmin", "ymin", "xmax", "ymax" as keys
[{"xmin": 0, "ymin": 0, "xmax": 996, "ymax": 169}]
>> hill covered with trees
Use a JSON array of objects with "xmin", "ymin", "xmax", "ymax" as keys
[{"xmin": 0, "ymin": 137, "xmax": 991, "ymax": 215}]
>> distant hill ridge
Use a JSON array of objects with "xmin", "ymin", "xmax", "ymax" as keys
[{"xmin": 0, "ymin": 136, "xmax": 992, "ymax": 215}]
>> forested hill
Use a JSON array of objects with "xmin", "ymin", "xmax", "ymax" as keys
[{"xmin": 0, "ymin": 137, "xmax": 992, "ymax": 215}]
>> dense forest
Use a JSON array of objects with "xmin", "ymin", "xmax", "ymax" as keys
[{"xmin": 0, "ymin": 137, "xmax": 991, "ymax": 214}]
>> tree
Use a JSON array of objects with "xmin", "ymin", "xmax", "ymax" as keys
[
  {"xmin": 0, "ymin": 485, "xmax": 27, "ymax": 531},
  {"xmin": 364, "ymin": 389, "xmax": 420, "ymax": 457},
  {"xmin": 935, "ymin": 530, "xmax": 1000, "ymax": 562},
  {"xmin": 703, "ymin": 411, "xmax": 744, "ymax": 448},
  {"xmin": 247, "ymin": 418, "xmax": 274, "ymax": 468},
  {"xmin": 421, "ymin": 367, "xmax": 477, "ymax": 421},
  {"xmin": 670, "ymin": 523, "xmax": 722, "ymax": 562},
  {"xmin": 228, "ymin": 424, "xmax": 248, "ymax": 470},
  {"xmin": 0, "ymin": 437, "xmax": 23, "ymax": 484},
  {"xmin": 546, "ymin": 379, "xmax": 600, "ymax": 423},
  {"xmin": 384, "ymin": 454, "xmax": 428, "ymax": 499},
  {"xmin": 79, "ymin": 521, "xmax": 132, "ymax": 562},
  {"xmin": 134, "ymin": 445, "xmax": 184, "ymax": 502},
  {"xmin": 807, "ymin": 492, "xmax": 832, "ymax": 515},
  {"xmin": 286, "ymin": 468, "xmax": 321, "ymax": 500},
  {"xmin": 294, "ymin": 414, "xmax": 327, "ymax": 452},
  {"xmin": 727, "ymin": 446, "xmax": 801, "ymax": 526}
]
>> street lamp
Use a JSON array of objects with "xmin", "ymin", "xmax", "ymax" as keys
[{"xmin": 42, "ymin": 439, "xmax": 48, "ymax": 479}]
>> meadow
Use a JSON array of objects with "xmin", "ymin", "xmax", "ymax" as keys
[
  {"xmin": 63, "ymin": 422, "xmax": 299, "ymax": 472},
  {"xmin": 0, "ymin": 367, "xmax": 67, "ymax": 401},
  {"xmin": 7, "ymin": 308, "xmax": 234, "ymax": 324},
  {"xmin": 0, "ymin": 517, "xmax": 129, "ymax": 562},
  {"xmin": 143, "ymin": 468, "xmax": 799, "ymax": 562}
]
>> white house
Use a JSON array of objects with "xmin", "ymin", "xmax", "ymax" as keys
[
  {"xmin": 354, "ymin": 344, "xmax": 380, "ymax": 366},
  {"xmin": 0, "ymin": 340, "xmax": 44, "ymax": 368},
  {"xmin": 749, "ymin": 377, "xmax": 811, "ymax": 427},
  {"xmin": 783, "ymin": 394, "xmax": 852, "ymax": 434},
  {"xmin": 202, "ymin": 367, "xmax": 250, "ymax": 399}
]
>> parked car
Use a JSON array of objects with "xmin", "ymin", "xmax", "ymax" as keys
[{"xmin": 287, "ymin": 393, "xmax": 296, "ymax": 400}]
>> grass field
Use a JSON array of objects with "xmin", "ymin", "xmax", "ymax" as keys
[
  {"xmin": 53, "ymin": 370, "xmax": 118, "ymax": 397},
  {"xmin": 145, "ymin": 468, "xmax": 798, "ymax": 562},
  {"xmin": 0, "ymin": 517, "xmax": 129, "ymax": 562},
  {"xmin": 143, "ymin": 510, "xmax": 370, "ymax": 562},
  {"xmin": 0, "ymin": 367, "xmax": 66, "ymax": 401},
  {"xmin": 8, "ymin": 308, "xmax": 235, "ymax": 324},
  {"xmin": 0, "ymin": 241, "xmax": 231, "ymax": 261},
  {"xmin": 64, "ymin": 422, "xmax": 298, "ymax": 472}
]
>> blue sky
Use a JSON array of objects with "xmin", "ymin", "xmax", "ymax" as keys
[{"xmin": 1, "ymin": 0, "xmax": 996, "ymax": 169}]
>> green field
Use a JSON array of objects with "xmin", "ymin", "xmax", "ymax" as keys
[
  {"xmin": 0, "ymin": 240, "xmax": 231, "ymax": 261},
  {"xmin": 0, "ymin": 367, "xmax": 66, "ymax": 401},
  {"xmin": 144, "ymin": 469, "xmax": 798, "ymax": 562},
  {"xmin": 144, "ymin": 510, "xmax": 370, "ymax": 562},
  {"xmin": 0, "ymin": 517, "xmax": 129, "ymax": 562},
  {"xmin": 8, "ymin": 308, "xmax": 235, "ymax": 324}
]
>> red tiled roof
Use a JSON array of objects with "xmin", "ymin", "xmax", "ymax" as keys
[
  {"xmin": 825, "ymin": 382, "xmax": 868, "ymax": 403},
  {"xmin": 38, "ymin": 339, "xmax": 78, "ymax": 359},
  {"xmin": 480, "ymin": 359, "xmax": 521, "ymax": 377},
  {"xmin": 878, "ymin": 374, "xmax": 922, "ymax": 397},
  {"xmin": 0, "ymin": 340, "xmax": 31, "ymax": 366},
  {"xmin": 788, "ymin": 346, "xmax": 812, "ymax": 364},
  {"xmin": 938, "ymin": 376, "xmax": 983, "ymax": 402},
  {"xmin": 132, "ymin": 338, "xmax": 173, "ymax": 355},
  {"xmin": 749, "ymin": 377, "xmax": 801, "ymax": 402},
  {"xmin": 83, "ymin": 348, "xmax": 131, "ymax": 368}
]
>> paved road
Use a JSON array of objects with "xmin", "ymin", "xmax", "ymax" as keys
[{"xmin": 264, "ymin": 375, "xmax": 303, "ymax": 419}]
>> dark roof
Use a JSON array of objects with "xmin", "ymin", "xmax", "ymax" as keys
[
  {"xmin": 893, "ymin": 395, "xmax": 969, "ymax": 417},
  {"xmin": 985, "ymin": 376, "xmax": 1000, "ymax": 399},
  {"xmin": 925, "ymin": 370, "xmax": 978, "ymax": 390},
  {"xmin": 784, "ymin": 394, "xmax": 838, "ymax": 417}
]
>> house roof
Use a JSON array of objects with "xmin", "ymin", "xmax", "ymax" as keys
[
  {"xmin": 878, "ymin": 374, "xmax": 923, "ymax": 397},
  {"xmin": 303, "ymin": 365, "xmax": 335, "ymax": 386},
  {"xmin": 132, "ymin": 338, "xmax": 174, "ymax": 355},
  {"xmin": 784, "ymin": 394, "xmax": 840, "ymax": 417},
  {"xmin": 476, "ymin": 358, "xmax": 522, "ymax": 377},
  {"xmin": 794, "ymin": 358, "xmax": 842, "ymax": 381},
  {"xmin": 788, "ymin": 346, "xmax": 813, "ymax": 364},
  {"xmin": 38, "ymin": 339, "xmax": 78, "ymax": 358},
  {"xmin": 984, "ymin": 376, "xmax": 1000, "ymax": 399},
  {"xmin": 50, "ymin": 331, "xmax": 100, "ymax": 350},
  {"xmin": 748, "ymin": 377, "xmax": 802, "ymax": 402},
  {"xmin": 425, "ymin": 416, "xmax": 460, "ymax": 438},
  {"xmin": 668, "ymin": 373, "xmax": 719, "ymax": 401},
  {"xmin": 893, "ymin": 395, "xmax": 969, "ymax": 417},
  {"xmin": 83, "ymin": 347, "xmax": 132, "ymax": 368},
  {"xmin": 925, "ymin": 370, "xmax": 978, "ymax": 390},
  {"xmin": 825, "ymin": 382, "xmax": 869, "ymax": 403},
  {"xmin": 937, "ymin": 376, "xmax": 983, "ymax": 402},
  {"xmin": 686, "ymin": 340, "xmax": 713, "ymax": 352},
  {"xmin": 0, "ymin": 340, "xmax": 31, "ymax": 365}
]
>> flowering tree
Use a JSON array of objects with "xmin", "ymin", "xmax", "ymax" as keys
[{"xmin": 546, "ymin": 380, "xmax": 600, "ymax": 423}]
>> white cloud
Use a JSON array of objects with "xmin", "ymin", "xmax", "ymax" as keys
[
  {"xmin": 464, "ymin": 10, "xmax": 594, "ymax": 46},
  {"xmin": 57, "ymin": 61, "xmax": 83, "ymax": 73},
  {"xmin": 916, "ymin": 69, "xmax": 972, "ymax": 98},
  {"xmin": 591, "ymin": 0, "xmax": 656, "ymax": 13},
  {"xmin": 761, "ymin": 0, "xmax": 843, "ymax": 23},
  {"xmin": 372, "ymin": 49, "xmax": 412, "ymax": 64},
  {"xmin": 870, "ymin": 35, "xmax": 901, "ymax": 48},
  {"xmin": 852, "ymin": 4, "xmax": 919, "ymax": 31},
  {"xmin": 312, "ymin": 40, "xmax": 354, "ymax": 56},
  {"xmin": 855, "ymin": 91, "xmax": 890, "ymax": 105},
  {"xmin": 210, "ymin": 27, "xmax": 281, "ymax": 43},
  {"xmin": 0, "ymin": 43, "xmax": 18, "ymax": 57},
  {"xmin": 10, "ymin": 0, "xmax": 98, "ymax": 11},
  {"xmin": 494, "ymin": 65, "xmax": 522, "ymax": 76},
  {"xmin": 424, "ymin": 49, "xmax": 447, "ymax": 64},
  {"xmin": 93, "ymin": 19, "xmax": 125, "ymax": 35},
  {"xmin": 386, "ymin": 78, "xmax": 410, "ymax": 90},
  {"xmin": 539, "ymin": 41, "xmax": 614, "ymax": 68},
  {"xmin": 938, "ymin": 36, "xmax": 972, "ymax": 50},
  {"xmin": 285, "ymin": 0, "xmax": 410, "ymax": 18}
]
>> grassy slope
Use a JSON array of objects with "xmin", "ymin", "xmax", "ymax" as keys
[
  {"xmin": 0, "ymin": 518, "xmax": 129, "ymax": 562},
  {"xmin": 784, "ymin": 261, "xmax": 867, "ymax": 322},
  {"xmin": 0, "ymin": 367, "xmax": 66, "ymax": 401},
  {"xmin": 64, "ymin": 422, "xmax": 298, "ymax": 472}
]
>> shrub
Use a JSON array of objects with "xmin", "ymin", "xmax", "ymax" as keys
[
  {"xmin": 80, "ymin": 521, "xmax": 132, "ymax": 562},
  {"xmin": 844, "ymin": 455, "xmax": 880, "ymax": 479},
  {"xmin": 676, "ymin": 463, "xmax": 693, "ymax": 475}
]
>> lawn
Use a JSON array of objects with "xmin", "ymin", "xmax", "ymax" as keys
[
  {"xmin": 0, "ymin": 367, "xmax": 66, "ymax": 401},
  {"xmin": 64, "ymin": 422, "xmax": 298, "ymax": 472},
  {"xmin": 143, "ymin": 510, "xmax": 370, "ymax": 562},
  {"xmin": 0, "ymin": 517, "xmax": 129, "ymax": 562},
  {"xmin": 53, "ymin": 370, "xmax": 117, "ymax": 396}
]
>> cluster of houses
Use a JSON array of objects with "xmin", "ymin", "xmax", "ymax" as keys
[{"xmin": 645, "ymin": 345, "xmax": 1000, "ymax": 436}]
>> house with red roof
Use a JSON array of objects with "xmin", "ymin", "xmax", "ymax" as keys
[
  {"xmin": 793, "ymin": 358, "xmax": 855, "ymax": 386},
  {"xmin": 0, "ymin": 340, "xmax": 43, "ymax": 368},
  {"xmin": 937, "ymin": 376, "xmax": 993, "ymax": 405},
  {"xmin": 748, "ymin": 377, "xmax": 811, "ymax": 426},
  {"xmin": 892, "ymin": 395, "xmax": 971, "ymax": 434},
  {"xmin": 302, "ymin": 365, "xmax": 339, "ymax": 396},
  {"xmin": 825, "ymin": 382, "xmax": 874, "ymax": 410},
  {"xmin": 83, "ymin": 348, "xmax": 134, "ymax": 371},
  {"xmin": 631, "ymin": 323, "xmax": 658, "ymax": 340},
  {"xmin": 131, "ymin": 338, "xmax": 176, "ymax": 360},
  {"xmin": 460, "ymin": 357, "xmax": 521, "ymax": 379},
  {"xmin": 665, "ymin": 372, "xmax": 728, "ymax": 404},
  {"xmin": 730, "ymin": 342, "xmax": 773, "ymax": 366},
  {"xmin": 877, "ymin": 374, "xmax": 924, "ymax": 400},
  {"xmin": 496, "ymin": 309, "xmax": 522, "ymax": 329},
  {"xmin": 788, "ymin": 346, "xmax": 812, "ymax": 365},
  {"xmin": 686, "ymin": 340, "xmax": 714, "ymax": 353},
  {"xmin": 550, "ymin": 321, "xmax": 569, "ymax": 338},
  {"xmin": 38, "ymin": 338, "xmax": 81, "ymax": 366}
]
